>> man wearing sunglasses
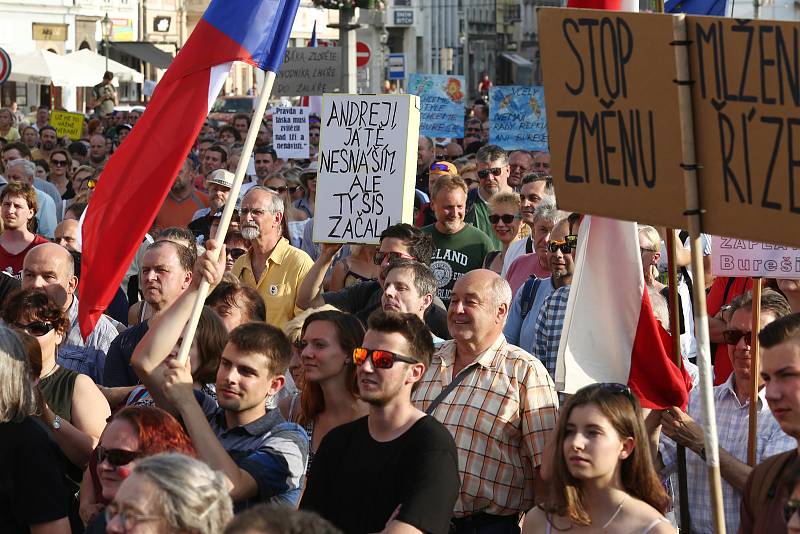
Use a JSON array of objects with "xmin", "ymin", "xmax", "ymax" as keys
[
  {"xmin": 414, "ymin": 269, "xmax": 558, "ymax": 533},
  {"xmin": 465, "ymin": 145, "xmax": 512, "ymax": 250},
  {"xmin": 301, "ymin": 310, "xmax": 459, "ymax": 534},
  {"xmin": 658, "ymin": 290, "xmax": 794, "ymax": 534}
]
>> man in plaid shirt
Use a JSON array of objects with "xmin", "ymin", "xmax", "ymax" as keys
[{"xmin": 413, "ymin": 269, "xmax": 559, "ymax": 533}]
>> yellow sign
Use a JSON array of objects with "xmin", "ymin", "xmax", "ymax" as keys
[
  {"xmin": 32, "ymin": 23, "xmax": 68, "ymax": 42},
  {"xmin": 50, "ymin": 111, "xmax": 85, "ymax": 140}
]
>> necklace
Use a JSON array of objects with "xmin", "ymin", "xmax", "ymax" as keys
[
  {"xmin": 40, "ymin": 361, "xmax": 58, "ymax": 380},
  {"xmin": 601, "ymin": 493, "xmax": 629, "ymax": 532}
]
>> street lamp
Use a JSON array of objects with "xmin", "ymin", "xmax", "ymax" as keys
[{"xmin": 101, "ymin": 13, "xmax": 112, "ymax": 72}]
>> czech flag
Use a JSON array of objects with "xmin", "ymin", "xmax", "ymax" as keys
[
  {"xmin": 78, "ymin": 0, "xmax": 300, "ymax": 337},
  {"xmin": 567, "ymin": 0, "xmax": 639, "ymax": 11},
  {"xmin": 555, "ymin": 217, "xmax": 690, "ymax": 409}
]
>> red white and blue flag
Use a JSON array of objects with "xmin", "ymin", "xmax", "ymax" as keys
[{"xmin": 79, "ymin": 0, "xmax": 300, "ymax": 337}]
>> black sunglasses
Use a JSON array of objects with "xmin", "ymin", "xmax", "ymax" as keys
[
  {"xmin": 373, "ymin": 251, "xmax": 415, "ymax": 266},
  {"xmin": 13, "ymin": 321, "xmax": 55, "ymax": 337},
  {"xmin": 352, "ymin": 347, "xmax": 418, "ymax": 369},
  {"xmin": 595, "ymin": 382, "xmax": 636, "ymax": 403},
  {"xmin": 547, "ymin": 240, "xmax": 574, "ymax": 254},
  {"xmin": 785, "ymin": 499, "xmax": 800, "ymax": 523},
  {"xmin": 489, "ymin": 214, "xmax": 519, "ymax": 225},
  {"xmin": 96, "ymin": 446, "xmax": 141, "ymax": 467},
  {"xmin": 723, "ymin": 329, "xmax": 753, "ymax": 346},
  {"xmin": 50, "ymin": 159, "xmax": 68, "ymax": 167},
  {"xmin": 477, "ymin": 167, "xmax": 503, "ymax": 179},
  {"xmin": 227, "ymin": 248, "xmax": 247, "ymax": 260}
]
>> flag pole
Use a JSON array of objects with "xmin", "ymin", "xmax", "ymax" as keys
[
  {"xmin": 665, "ymin": 230, "xmax": 691, "ymax": 533},
  {"xmin": 747, "ymin": 277, "xmax": 762, "ymax": 465},
  {"xmin": 175, "ymin": 69, "xmax": 277, "ymax": 367},
  {"xmin": 672, "ymin": 13, "xmax": 727, "ymax": 533}
]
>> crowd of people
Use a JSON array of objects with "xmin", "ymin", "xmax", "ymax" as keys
[{"xmin": 2, "ymin": 88, "xmax": 800, "ymax": 534}]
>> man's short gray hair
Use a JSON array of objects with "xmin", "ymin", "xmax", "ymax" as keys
[
  {"xmin": 489, "ymin": 275, "xmax": 513, "ymax": 310},
  {"xmin": 244, "ymin": 185, "xmax": 285, "ymax": 215},
  {"xmin": 476, "ymin": 144, "xmax": 508, "ymax": 166},
  {"xmin": 133, "ymin": 453, "xmax": 233, "ymax": 534},
  {"xmin": 533, "ymin": 196, "xmax": 568, "ymax": 226},
  {"xmin": 6, "ymin": 159, "xmax": 35, "ymax": 180}
]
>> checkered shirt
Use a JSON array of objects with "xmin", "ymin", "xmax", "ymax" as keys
[
  {"xmin": 532, "ymin": 285, "xmax": 571, "ymax": 378},
  {"xmin": 412, "ymin": 334, "xmax": 559, "ymax": 517},
  {"xmin": 660, "ymin": 374, "xmax": 795, "ymax": 533}
]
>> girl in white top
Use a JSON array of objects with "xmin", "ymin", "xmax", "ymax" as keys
[{"xmin": 523, "ymin": 383, "xmax": 675, "ymax": 534}]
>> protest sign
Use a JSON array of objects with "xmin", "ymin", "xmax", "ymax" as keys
[
  {"xmin": 274, "ymin": 47, "xmax": 340, "ymax": 96},
  {"xmin": 273, "ymin": 107, "xmax": 309, "ymax": 159},
  {"xmin": 712, "ymin": 236, "xmax": 800, "ymax": 279},
  {"xmin": 489, "ymin": 86, "xmax": 548, "ymax": 151},
  {"xmin": 313, "ymin": 94, "xmax": 420, "ymax": 244},
  {"xmin": 688, "ymin": 18, "xmax": 800, "ymax": 248},
  {"xmin": 538, "ymin": 8, "xmax": 687, "ymax": 229},
  {"xmin": 407, "ymin": 74, "xmax": 465, "ymax": 138},
  {"xmin": 50, "ymin": 110, "xmax": 84, "ymax": 139}
]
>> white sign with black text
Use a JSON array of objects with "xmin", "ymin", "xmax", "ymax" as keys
[{"xmin": 273, "ymin": 107, "xmax": 310, "ymax": 160}]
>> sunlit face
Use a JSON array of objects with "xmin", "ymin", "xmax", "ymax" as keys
[
  {"xmin": 447, "ymin": 272, "xmax": 506, "ymax": 345},
  {"xmin": 96, "ymin": 419, "xmax": 141, "ymax": 501},
  {"xmin": 22, "ymin": 245, "xmax": 76, "ymax": 308},
  {"xmin": 563, "ymin": 403, "xmax": 633, "ymax": 483},
  {"xmin": 357, "ymin": 330, "xmax": 421, "ymax": 405},
  {"xmin": 106, "ymin": 472, "xmax": 169, "ymax": 534},
  {"xmin": 40, "ymin": 129, "xmax": 57, "ymax": 151},
  {"xmin": 520, "ymin": 181, "xmax": 549, "ymax": 225},
  {"xmin": 477, "ymin": 159, "xmax": 509, "ymax": 197},
  {"xmin": 417, "ymin": 137, "xmax": 434, "ymax": 173},
  {"xmin": 301, "ymin": 320, "xmax": 349, "ymax": 384},
  {"xmin": 547, "ymin": 221, "xmax": 574, "ymax": 280},
  {"xmin": 216, "ymin": 343, "xmax": 279, "ymax": 414},
  {"xmin": 207, "ymin": 182, "xmax": 230, "ymax": 211},
  {"xmin": 140, "ymin": 246, "xmax": 191, "ymax": 309},
  {"xmin": 254, "ymin": 153, "xmax": 273, "ymax": 179},
  {"xmin": 382, "ymin": 267, "xmax": 431, "ymax": 317},
  {"xmin": 508, "ymin": 151, "xmax": 533, "ymax": 189},
  {"xmin": 490, "ymin": 203, "xmax": 521, "ymax": 245},
  {"xmin": 727, "ymin": 309, "xmax": 776, "ymax": 388},
  {"xmin": 1, "ymin": 194, "xmax": 34, "ymax": 231},
  {"xmin": 431, "ymin": 187, "xmax": 466, "ymax": 234},
  {"xmin": 763, "ymin": 337, "xmax": 800, "ymax": 439}
]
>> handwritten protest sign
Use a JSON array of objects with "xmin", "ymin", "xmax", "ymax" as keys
[
  {"xmin": 273, "ymin": 107, "xmax": 309, "ymax": 159},
  {"xmin": 539, "ymin": 9, "xmax": 687, "ymax": 229},
  {"xmin": 313, "ymin": 94, "xmax": 420, "ymax": 244},
  {"xmin": 712, "ymin": 236, "xmax": 800, "ymax": 279},
  {"xmin": 407, "ymin": 74, "xmax": 465, "ymax": 138},
  {"xmin": 50, "ymin": 110, "xmax": 84, "ymax": 139},
  {"xmin": 489, "ymin": 86, "xmax": 548, "ymax": 151},
  {"xmin": 688, "ymin": 18, "xmax": 800, "ymax": 248},
  {"xmin": 274, "ymin": 47, "xmax": 340, "ymax": 96}
]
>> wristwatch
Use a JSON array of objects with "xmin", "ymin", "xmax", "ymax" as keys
[{"xmin": 52, "ymin": 415, "xmax": 62, "ymax": 430}]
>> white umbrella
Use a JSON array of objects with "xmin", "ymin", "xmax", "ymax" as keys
[
  {"xmin": 7, "ymin": 50, "xmax": 100, "ymax": 86},
  {"xmin": 66, "ymin": 49, "xmax": 144, "ymax": 84}
]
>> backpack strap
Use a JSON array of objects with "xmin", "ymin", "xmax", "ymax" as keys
[
  {"xmin": 425, "ymin": 364, "xmax": 479, "ymax": 415},
  {"xmin": 748, "ymin": 449, "xmax": 797, "ymax": 517},
  {"xmin": 520, "ymin": 278, "xmax": 543, "ymax": 320}
]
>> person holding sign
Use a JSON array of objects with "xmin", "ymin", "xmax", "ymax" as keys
[
  {"xmin": 657, "ymin": 290, "xmax": 794, "ymax": 534},
  {"xmin": 465, "ymin": 145, "xmax": 513, "ymax": 250}
]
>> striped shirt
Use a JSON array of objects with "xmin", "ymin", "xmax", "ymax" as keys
[{"xmin": 412, "ymin": 335, "xmax": 559, "ymax": 517}]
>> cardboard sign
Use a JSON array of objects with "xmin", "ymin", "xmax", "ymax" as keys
[
  {"xmin": 712, "ymin": 236, "xmax": 800, "ymax": 279},
  {"xmin": 313, "ymin": 94, "xmax": 420, "ymax": 244},
  {"xmin": 539, "ymin": 8, "xmax": 687, "ymax": 229},
  {"xmin": 407, "ymin": 74, "xmax": 465, "ymax": 138},
  {"xmin": 489, "ymin": 85, "xmax": 548, "ymax": 151},
  {"xmin": 273, "ymin": 107, "xmax": 309, "ymax": 160},
  {"xmin": 50, "ymin": 110, "xmax": 84, "ymax": 139},
  {"xmin": 688, "ymin": 18, "xmax": 800, "ymax": 248},
  {"xmin": 274, "ymin": 47, "xmax": 340, "ymax": 96}
]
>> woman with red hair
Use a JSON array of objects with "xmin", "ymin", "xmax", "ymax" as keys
[{"xmin": 80, "ymin": 406, "xmax": 197, "ymax": 533}]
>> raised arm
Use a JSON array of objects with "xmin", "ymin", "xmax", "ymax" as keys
[{"xmin": 296, "ymin": 243, "xmax": 342, "ymax": 310}]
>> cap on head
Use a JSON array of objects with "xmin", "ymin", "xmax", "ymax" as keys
[{"xmin": 207, "ymin": 169, "xmax": 235, "ymax": 189}]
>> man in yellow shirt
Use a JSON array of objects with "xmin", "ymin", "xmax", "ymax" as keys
[{"xmin": 232, "ymin": 186, "xmax": 313, "ymax": 327}]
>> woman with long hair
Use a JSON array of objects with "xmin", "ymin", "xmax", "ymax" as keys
[
  {"xmin": 523, "ymin": 384, "xmax": 674, "ymax": 534},
  {"xmin": 279, "ymin": 310, "xmax": 366, "ymax": 473},
  {"xmin": 48, "ymin": 148, "xmax": 75, "ymax": 200}
]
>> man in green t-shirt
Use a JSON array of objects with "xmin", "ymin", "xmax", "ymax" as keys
[
  {"xmin": 91, "ymin": 71, "xmax": 118, "ymax": 117},
  {"xmin": 422, "ymin": 175, "xmax": 496, "ymax": 306},
  {"xmin": 465, "ymin": 144, "xmax": 513, "ymax": 249}
]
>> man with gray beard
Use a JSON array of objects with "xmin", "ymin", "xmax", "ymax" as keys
[{"xmin": 231, "ymin": 186, "xmax": 312, "ymax": 328}]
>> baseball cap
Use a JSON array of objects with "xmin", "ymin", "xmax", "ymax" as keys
[
  {"xmin": 207, "ymin": 169, "xmax": 235, "ymax": 188},
  {"xmin": 429, "ymin": 161, "xmax": 457, "ymax": 176}
]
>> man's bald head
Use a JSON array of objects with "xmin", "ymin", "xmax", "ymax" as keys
[
  {"xmin": 54, "ymin": 219, "xmax": 81, "ymax": 252},
  {"xmin": 22, "ymin": 243, "xmax": 78, "ymax": 310}
]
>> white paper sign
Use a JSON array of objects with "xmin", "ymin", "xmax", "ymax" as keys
[
  {"xmin": 273, "ymin": 107, "xmax": 310, "ymax": 160},
  {"xmin": 712, "ymin": 236, "xmax": 800, "ymax": 279},
  {"xmin": 313, "ymin": 94, "xmax": 420, "ymax": 245}
]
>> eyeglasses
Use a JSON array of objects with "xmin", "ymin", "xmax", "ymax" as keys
[
  {"xmin": 105, "ymin": 505, "xmax": 161, "ymax": 531},
  {"xmin": 353, "ymin": 347, "xmax": 418, "ymax": 369},
  {"xmin": 227, "ymin": 247, "xmax": 247, "ymax": 260},
  {"xmin": 373, "ymin": 251, "xmax": 416, "ymax": 265},
  {"xmin": 723, "ymin": 328, "xmax": 753, "ymax": 346},
  {"xmin": 548, "ymin": 240, "xmax": 574, "ymax": 254},
  {"xmin": 240, "ymin": 207, "xmax": 267, "ymax": 218},
  {"xmin": 13, "ymin": 321, "xmax": 55, "ymax": 337},
  {"xmin": 477, "ymin": 167, "xmax": 503, "ymax": 179},
  {"xmin": 640, "ymin": 247, "xmax": 659, "ymax": 255},
  {"xmin": 593, "ymin": 382, "xmax": 636, "ymax": 403},
  {"xmin": 430, "ymin": 163, "xmax": 451, "ymax": 173},
  {"xmin": 96, "ymin": 446, "xmax": 141, "ymax": 467},
  {"xmin": 50, "ymin": 159, "xmax": 68, "ymax": 167},
  {"xmin": 785, "ymin": 499, "xmax": 800, "ymax": 523},
  {"xmin": 489, "ymin": 214, "xmax": 520, "ymax": 225}
]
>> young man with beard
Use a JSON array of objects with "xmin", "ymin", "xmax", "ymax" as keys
[
  {"xmin": 31, "ymin": 125, "xmax": 58, "ymax": 161},
  {"xmin": 189, "ymin": 168, "xmax": 234, "ymax": 239},
  {"xmin": 301, "ymin": 310, "xmax": 460, "ymax": 534},
  {"xmin": 231, "ymin": 186, "xmax": 312, "ymax": 328},
  {"xmin": 132, "ymin": 240, "xmax": 308, "ymax": 509},
  {"xmin": 422, "ymin": 175, "xmax": 495, "ymax": 306},
  {"xmin": 155, "ymin": 157, "xmax": 209, "ymax": 230}
]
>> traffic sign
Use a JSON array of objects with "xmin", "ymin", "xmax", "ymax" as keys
[
  {"xmin": 0, "ymin": 47, "xmax": 11, "ymax": 85},
  {"xmin": 356, "ymin": 41, "xmax": 371, "ymax": 68},
  {"xmin": 387, "ymin": 53, "xmax": 405, "ymax": 80}
]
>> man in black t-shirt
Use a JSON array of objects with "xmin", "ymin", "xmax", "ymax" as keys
[{"xmin": 301, "ymin": 311, "xmax": 460, "ymax": 534}]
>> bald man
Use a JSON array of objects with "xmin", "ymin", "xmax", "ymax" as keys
[
  {"xmin": 54, "ymin": 219, "xmax": 81, "ymax": 252},
  {"xmin": 22, "ymin": 243, "xmax": 118, "ymax": 354},
  {"xmin": 88, "ymin": 134, "xmax": 108, "ymax": 166}
]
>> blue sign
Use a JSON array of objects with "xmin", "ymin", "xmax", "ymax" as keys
[
  {"xmin": 387, "ymin": 53, "xmax": 405, "ymax": 80},
  {"xmin": 489, "ymin": 85, "xmax": 548, "ymax": 152},
  {"xmin": 408, "ymin": 73, "xmax": 465, "ymax": 138}
]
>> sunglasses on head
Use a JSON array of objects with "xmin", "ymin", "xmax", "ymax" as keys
[
  {"xmin": 96, "ymin": 446, "xmax": 141, "ymax": 467},
  {"xmin": 785, "ymin": 499, "xmax": 800, "ymax": 523},
  {"xmin": 477, "ymin": 167, "xmax": 503, "ymax": 179},
  {"xmin": 13, "ymin": 321, "xmax": 55, "ymax": 337},
  {"xmin": 723, "ymin": 328, "xmax": 753, "ymax": 346},
  {"xmin": 50, "ymin": 159, "xmax": 68, "ymax": 167},
  {"xmin": 353, "ymin": 347, "xmax": 418, "ymax": 369},
  {"xmin": 373, "ymin": 251, "xmax": 415, "ymax": 265},
  {"xmin": 548, "ymin": 240, "xmax": 574, "ymax": 254},
  {"xmin": 594, "ymin": 382, "xmax": 636, "ymax": 403},
  {"xmin": 489, "ymin": 214, "xmax": 519, "ymax": 225},
  {"xmin": 430, "ymin": 163, "xmax": 451, "ymax": 173},
  {"xmin": 227, "ymin": 248, "xmax": 247, "ymax": 260}
]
